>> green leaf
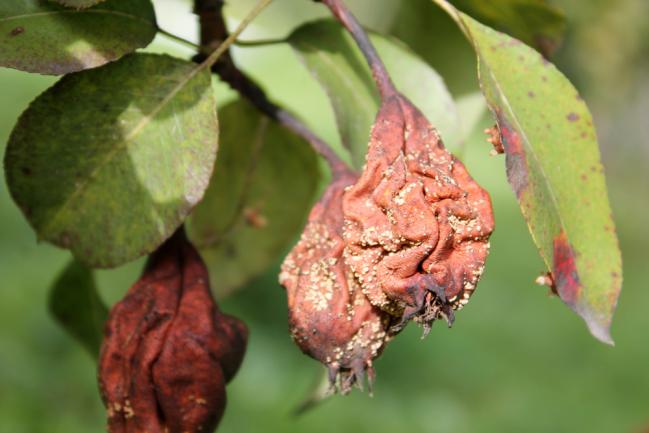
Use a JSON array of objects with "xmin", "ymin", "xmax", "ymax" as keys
[
  {"xmin": 391, "ymin": 0, "xmax": 480, "ymax": 96},
  {"xmin": 49, "ymin": 259, "xmax": 107, "ymax": 357},
  {"xmin": 49, "ymin": 0, "xmax": 106, "ymax": 8},
  {"xmin": 434, "ymin": 1, "xmax": 622, "ymax": 344},
  {"xmin": 451, "ymin": 0, "xmax": 565, "ymax": 56},
  {"xmin": 289, "ymin": 19, "xmax": 460, "ymax": 169},
  {"xmin": 187, "ymin": 99, "xmax": 319, "ymax": 297},
  {"xmin": 0, "ymin": 0, "xmax": 156, "ymax": 75},
  {"xmin": 292, "ymin": 369, "xmax": 332, "ymax": 416},
  {"xmin": 5, "ymin": 53, "xmax": 219, "ymax": 268},
  {"xmin": 454, "ymin": 90, "xmax": 488, "ymax": 157}
]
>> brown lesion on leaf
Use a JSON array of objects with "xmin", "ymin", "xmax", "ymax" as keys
[
  {"xmin": 537, "ymin": 232, "xmax": 585, "ymax": 304},
  {"xmin": 496, "ymin": 113, "xmax": 530, "ymax": 200},
  {"xmin": 551, "ymin": 230, "xmax": 581, "ymax": 307},
  {"xmin": 566, "ymin": 112, "xmax": 580, "ymax": 122},
  {"xmin": 243, "ymin": 206, "xmax": 268, "ymax": 228}
]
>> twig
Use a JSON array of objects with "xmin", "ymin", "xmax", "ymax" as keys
[
  {"xmin": 157, "ymin": 28, "xmax": 199, "ymax": 49},
  {"xmin": 318, "ymin": 0, "xmax": 397, "ymax": 101},
  {"xmin": 158, "ymin": 27, "xmax": 286, "ymax": 49},
  {"xmin": 194, "ymin": 0, "xmax": 351, "ymax": 178},
  {"xmin": 196, "ymin": 0, "xmax": 273, "ymax": 73},
  {"xmin": 235, "ymin": 37, "xmax": 288, "ymax": 47}
]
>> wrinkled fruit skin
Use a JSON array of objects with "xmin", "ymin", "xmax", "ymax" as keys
[
  {"xmin": 280, "ymin": 173, "xmax": 394, "ymax": 393},
  {"xmin": 99, "ymin": 233, "xmax": 247, "ymax": 433},
  {"xmin": 342, "ymin": 94, "xmax": 495, "ymax": 330}
]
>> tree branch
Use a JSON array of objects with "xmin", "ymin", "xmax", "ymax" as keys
[{"xmin": 193, "ymin": 0, "xmax": 351, "ymax": 178}]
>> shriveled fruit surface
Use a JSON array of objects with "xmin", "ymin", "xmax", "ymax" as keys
[
  {"xmin": 98, "ymin": 232, "xmax": 247, "ymax": 433},
  {"xmin": 280, "ymin": 173, "xmax": 394, "ymax": 393},
  {"xmin": 342, "ymin": 94, "xmax": 495, "ymax": 333}
]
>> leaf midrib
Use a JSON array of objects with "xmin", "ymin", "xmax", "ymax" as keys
[
  {"xmin": 0, "ymin": 8, "xmax": 153, "ymax": 27},
  {"xmin": 39, "ymin": 63, "xmax": 210, "ymax": 239}
]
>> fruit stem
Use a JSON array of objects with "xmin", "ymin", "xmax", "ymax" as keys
[{"xmin": 319, "ymin": 0, "xmax": 398, "ymax": 100}]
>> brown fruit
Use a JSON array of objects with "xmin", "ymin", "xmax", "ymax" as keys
[
  {"xmin": 280, "ymin": 173, "xmax": 393, "ymax": 393},
  {"xmin": 342, "ymin": 94, "xmax": 495, "ymax": 333},
  {"xmin": 98, "ymin": 231, "xmax": 247, "ymax": 433}
]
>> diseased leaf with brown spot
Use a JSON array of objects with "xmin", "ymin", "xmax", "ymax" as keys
[
  {"xmin": 187, "ymin": 99, "xmax": 319, "ymax": 296},
  {"xmin": 433, "ymin": 1, "xmax": 622, "ymax": 344}
]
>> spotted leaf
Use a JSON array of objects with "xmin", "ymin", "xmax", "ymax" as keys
[{"xmin": 432, "ymin": 1, "xmax": 622, "ymax": 344}]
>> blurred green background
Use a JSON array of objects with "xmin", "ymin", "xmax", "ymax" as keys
[{"xmin": 1, "ymin": 1, "xmax": 648, "ymax": 432}]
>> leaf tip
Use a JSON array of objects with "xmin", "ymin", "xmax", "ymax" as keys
[
  {"xmin": 551, "ymin": 231, "xmax": 618, "ymax": 345},
  {"xmin": 583, "ymin": 315, "xmax": 615, "ymax": 346}
]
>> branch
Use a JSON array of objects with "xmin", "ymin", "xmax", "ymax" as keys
[
  {"xmin": 193, "ymin": 0, "xmax": 351, "ymax": 178},
  {"xmin": 195, "ymin": 0, "xmax": 273, "ymax": 74},
  {"xmin": 318, "ymin": 0, "xmax": 397, "ymax": 101}
]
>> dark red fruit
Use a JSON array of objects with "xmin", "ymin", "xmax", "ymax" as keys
[
  {"xmin": 98, "ymin": 231, "xmax": 247, "ymax": 433},
  {"xmin": 280, "ymin": 173, "xmax": 393, "ymax": 393}
]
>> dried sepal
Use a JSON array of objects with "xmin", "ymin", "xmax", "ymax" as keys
[
  {"xmin": 485, "ymin": 125, "xmax": 505, "ymax": 156},
  {"xmin": 342, "ymin": 94, "xmax": 495, "ymax": 331},
  {"xmin": 98, "ymin": 232, "xmax": 247, "ymax": 433},
  {"xmin": 280, "ymin": 174, "xmax": 393, "ymax": 394}
]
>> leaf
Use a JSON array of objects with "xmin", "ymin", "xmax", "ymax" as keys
[
  {"xmin": 0, "ymin": 0, "xmax": 156, "ymax": 75},
  {"xmin": 187, "ymin": 99, "xmax": 319, "ymax": 297},
  {"xmin": 5, "ymin": 53, "xmax": 219, "ymax": 268},
  {"xmin": 391, "ymin": 0, "xmax": 480, "ymax": 96},
  {"xmin": 49, "ymin": 259, "xmax": 107, "ymax": 357},
  {"xmin": 451, "ymin": 0, "xmax": 566, "ymax": 56},
  {"xmin": 434, "ymin": 1, "xmax": 622, "ymax": 344},
  {"xmin": 49, "ymin": 0, "xmax": 106, "ymax": 9},
  {"xmin": 289, "ymin": 19, "xmax": 460, "ymax": 169},
  {"xmin": 454, "ymin": 90, "xmax": 488, "ymax": 156}
]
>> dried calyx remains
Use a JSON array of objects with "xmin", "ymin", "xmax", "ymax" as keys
[{"xmin": 279, "ymin": 0, "xmax": 494, "ymax": 393}]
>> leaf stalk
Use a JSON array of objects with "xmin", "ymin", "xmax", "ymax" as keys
[{"xmin": 318, "ymin": 0, "xmax": 397, "ymax": 100}]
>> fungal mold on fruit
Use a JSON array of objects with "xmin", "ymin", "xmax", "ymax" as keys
[
  {"xmin": 280, "ymin": 173, "xmax": 394, "ymax": 394},
  {"xmin": 342, "ymin": 94, "xmax": 495, "ymax": 334}
]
